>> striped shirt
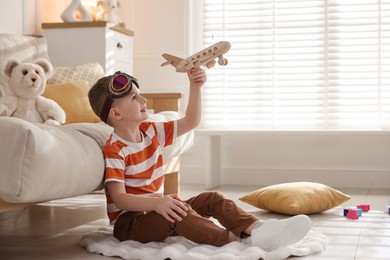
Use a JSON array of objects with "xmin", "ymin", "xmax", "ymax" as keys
[{"xmin": 103, "ymin": 120, "xmax": 177, "ymax": 224}]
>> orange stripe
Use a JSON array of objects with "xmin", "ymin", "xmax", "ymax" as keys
[
  {"xmin": 103, "ymin": 137, "xmax": 127, "ymax": 155},
  {"xmin": 105, "ymin": 168, "xmax": 124, "ymax": 180},
  {"xmin": 125, "ymin": 175, "xmax": 164, "ymax": 195},
  {"xmin": 139, "ymin": 121, "xmax": 151, "ymax": 133},
  {"xmin": 164, "ymin": 121, "xmax": 174, "ymax": 146},
  {"xmin": 125, "ymin": 155, "xmax": 163, "ymax": 179},
  {"xmin": 125, "ymin": 140, "xmax": 159, "ymax": 165}
]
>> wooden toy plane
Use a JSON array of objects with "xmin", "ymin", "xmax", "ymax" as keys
[{"xmin": 161, "ymin": 41, "xmax": 231, "ymax": 72}]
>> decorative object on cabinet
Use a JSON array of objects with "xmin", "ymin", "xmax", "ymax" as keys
[
  {"xmin": 42, "ymin": 22, "xmax": 134, "ymax": 75},
  {"xmin": 61, "ymin": 0, "xmax": 93, "ymax": 22},
  {"xmin": 96, "ymin": 0, "xmax": 124, "ymax": 26}
]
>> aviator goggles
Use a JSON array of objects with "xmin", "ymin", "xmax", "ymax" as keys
[{"xmin": 100, "ymin": 72, "xmax": 139, "ymax": 123}]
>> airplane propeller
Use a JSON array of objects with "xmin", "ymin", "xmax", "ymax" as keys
[{"xmin": 218, "ymin": 56, "xmax": 228, "ymax": 66}]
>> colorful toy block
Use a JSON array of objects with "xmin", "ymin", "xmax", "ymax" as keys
[
  {"xmin": 344, "ymin": 207, "xmax": 363, "ymax": 217},
  {"xmin": 344, "ymin": 203, "xmax": 372, "ymax": 219},
  {"xmin": 357, "ymin": 204, "xmax": 370, "ymax": 212},
  {"xmin": 385, "ymin": 205, "xmax": 390, "ymax": 214},
  {"xmin": 346, "ymin": 209, "xmax": 359, "ymax": 220}
]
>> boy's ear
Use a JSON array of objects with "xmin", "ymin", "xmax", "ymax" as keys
[{"xmin": 109, "ymin": 107, "xmax": 122, "ymax": 121}]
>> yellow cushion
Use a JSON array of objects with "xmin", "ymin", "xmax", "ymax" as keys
[
  {"xmin": 239, "ymin": 182, "xmax": 350, "ymax": 215},
  {"xmin": 43, "ymin": 80, "xmax": 101, "ymax": 124}
]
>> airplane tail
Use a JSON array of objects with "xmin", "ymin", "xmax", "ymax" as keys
[{"xmin": 161, "ymin": 53, "xmax": 183, "ymax": 67}]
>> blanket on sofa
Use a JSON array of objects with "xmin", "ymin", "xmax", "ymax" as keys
[{"xmin": 80, "ymin": 227, "xmax": 328, "ymax": 260}]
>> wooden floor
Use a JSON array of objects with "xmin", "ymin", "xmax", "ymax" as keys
[{"xmin": 0, "ymin": 185, "xmax": 389, "ymax": 259}]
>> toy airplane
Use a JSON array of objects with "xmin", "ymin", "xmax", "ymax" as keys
[{"xmin": 161, "ymin": 41, "xmax": 231, "ymax": 72}]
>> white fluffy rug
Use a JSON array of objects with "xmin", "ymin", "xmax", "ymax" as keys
[{"xmin": 80, "ymin": 227, "xmax": 328, "ymax": 260}]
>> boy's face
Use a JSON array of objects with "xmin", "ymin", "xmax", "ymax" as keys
[{"xmin": 111, "ymin": 87, "xmax": 149, "ymax": 125}]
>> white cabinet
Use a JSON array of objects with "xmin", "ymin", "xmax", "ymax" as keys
[{"xmin": 42, "ymin": 21, "xmax": 134, "ymax": 75}]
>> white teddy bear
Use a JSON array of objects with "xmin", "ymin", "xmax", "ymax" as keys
[
  {"xmin": 96, "ymin": 0, "xmax": 124, "ymax": 26},
  {"xmin": 0, "ymin": 58, "xmax": 66, "ymax": 125}
]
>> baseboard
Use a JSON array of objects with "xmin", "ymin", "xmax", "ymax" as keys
[{"xmin": 181, "ymin": 167, "xmax": 390, "ymax": 189}]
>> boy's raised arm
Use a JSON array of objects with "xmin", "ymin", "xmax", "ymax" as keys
[{"xmin": 177, "ymin": 68, "xmax": 207, "ymax": 137}]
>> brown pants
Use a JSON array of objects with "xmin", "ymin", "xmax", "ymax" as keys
[{"xmin": 113, "ymin": 191, "xmax": 257, "ymax": 246}]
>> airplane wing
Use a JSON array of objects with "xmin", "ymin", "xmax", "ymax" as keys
[{"xmin": 161, "ymin": 54, "xmax": 183, "ymax": 67}]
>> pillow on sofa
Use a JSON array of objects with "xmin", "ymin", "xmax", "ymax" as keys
[
  {"xmin": 239, "ymin": 182, "xmax": 350, "ymax": 215},
  {"xmin": 47, "ymin": 62, "xmax": 104, "ymax": 88},
  {"xmin": 43, "ymin": 80, "xmax": 101, "ymax": 124}
]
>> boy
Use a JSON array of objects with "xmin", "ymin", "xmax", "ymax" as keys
[{"xmin": 88, "ymin": 68, "xmax": 311, "ymax": 250}]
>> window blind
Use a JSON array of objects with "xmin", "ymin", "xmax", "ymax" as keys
[{"xmin": 201, "ymin": 0, "xmax": 390, "ymax": 130}]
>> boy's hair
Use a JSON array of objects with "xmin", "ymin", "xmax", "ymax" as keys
[{"xmin": 88, "ymin": 75, "xmax": 112, "ymax": 124}]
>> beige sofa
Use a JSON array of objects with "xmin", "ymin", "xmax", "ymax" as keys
[{"xmin": 0, "ymin": 34, "xmax": 193, "ymax": 209}]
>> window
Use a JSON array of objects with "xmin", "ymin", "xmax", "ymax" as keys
[{"xmin": 201, "ymin": 0, "xmax": 390, "ymax": 130}]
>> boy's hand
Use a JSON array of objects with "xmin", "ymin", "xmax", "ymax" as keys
[
  {"xmin": 155, "ymin": 194, "xmax": 188, "ymax": 223},
  {"xmin": 187, "ymin": 68, "xmax": 207, "ymax": 89}
]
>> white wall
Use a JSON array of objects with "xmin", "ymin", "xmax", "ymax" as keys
[
  {"xmin": 1, "ymin": 0, "xmax": 389, "ymax": 189},
  {"xmin": 132, "ymin": 0, "xmax": 191, "ymax": 94},
  {"xmin": 181, "ymin": 132, "xmax": 390, "ymax": 189},
  {"xmin": 0, "ymin": 0, "xmax": 39, "ymax": 34}
]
